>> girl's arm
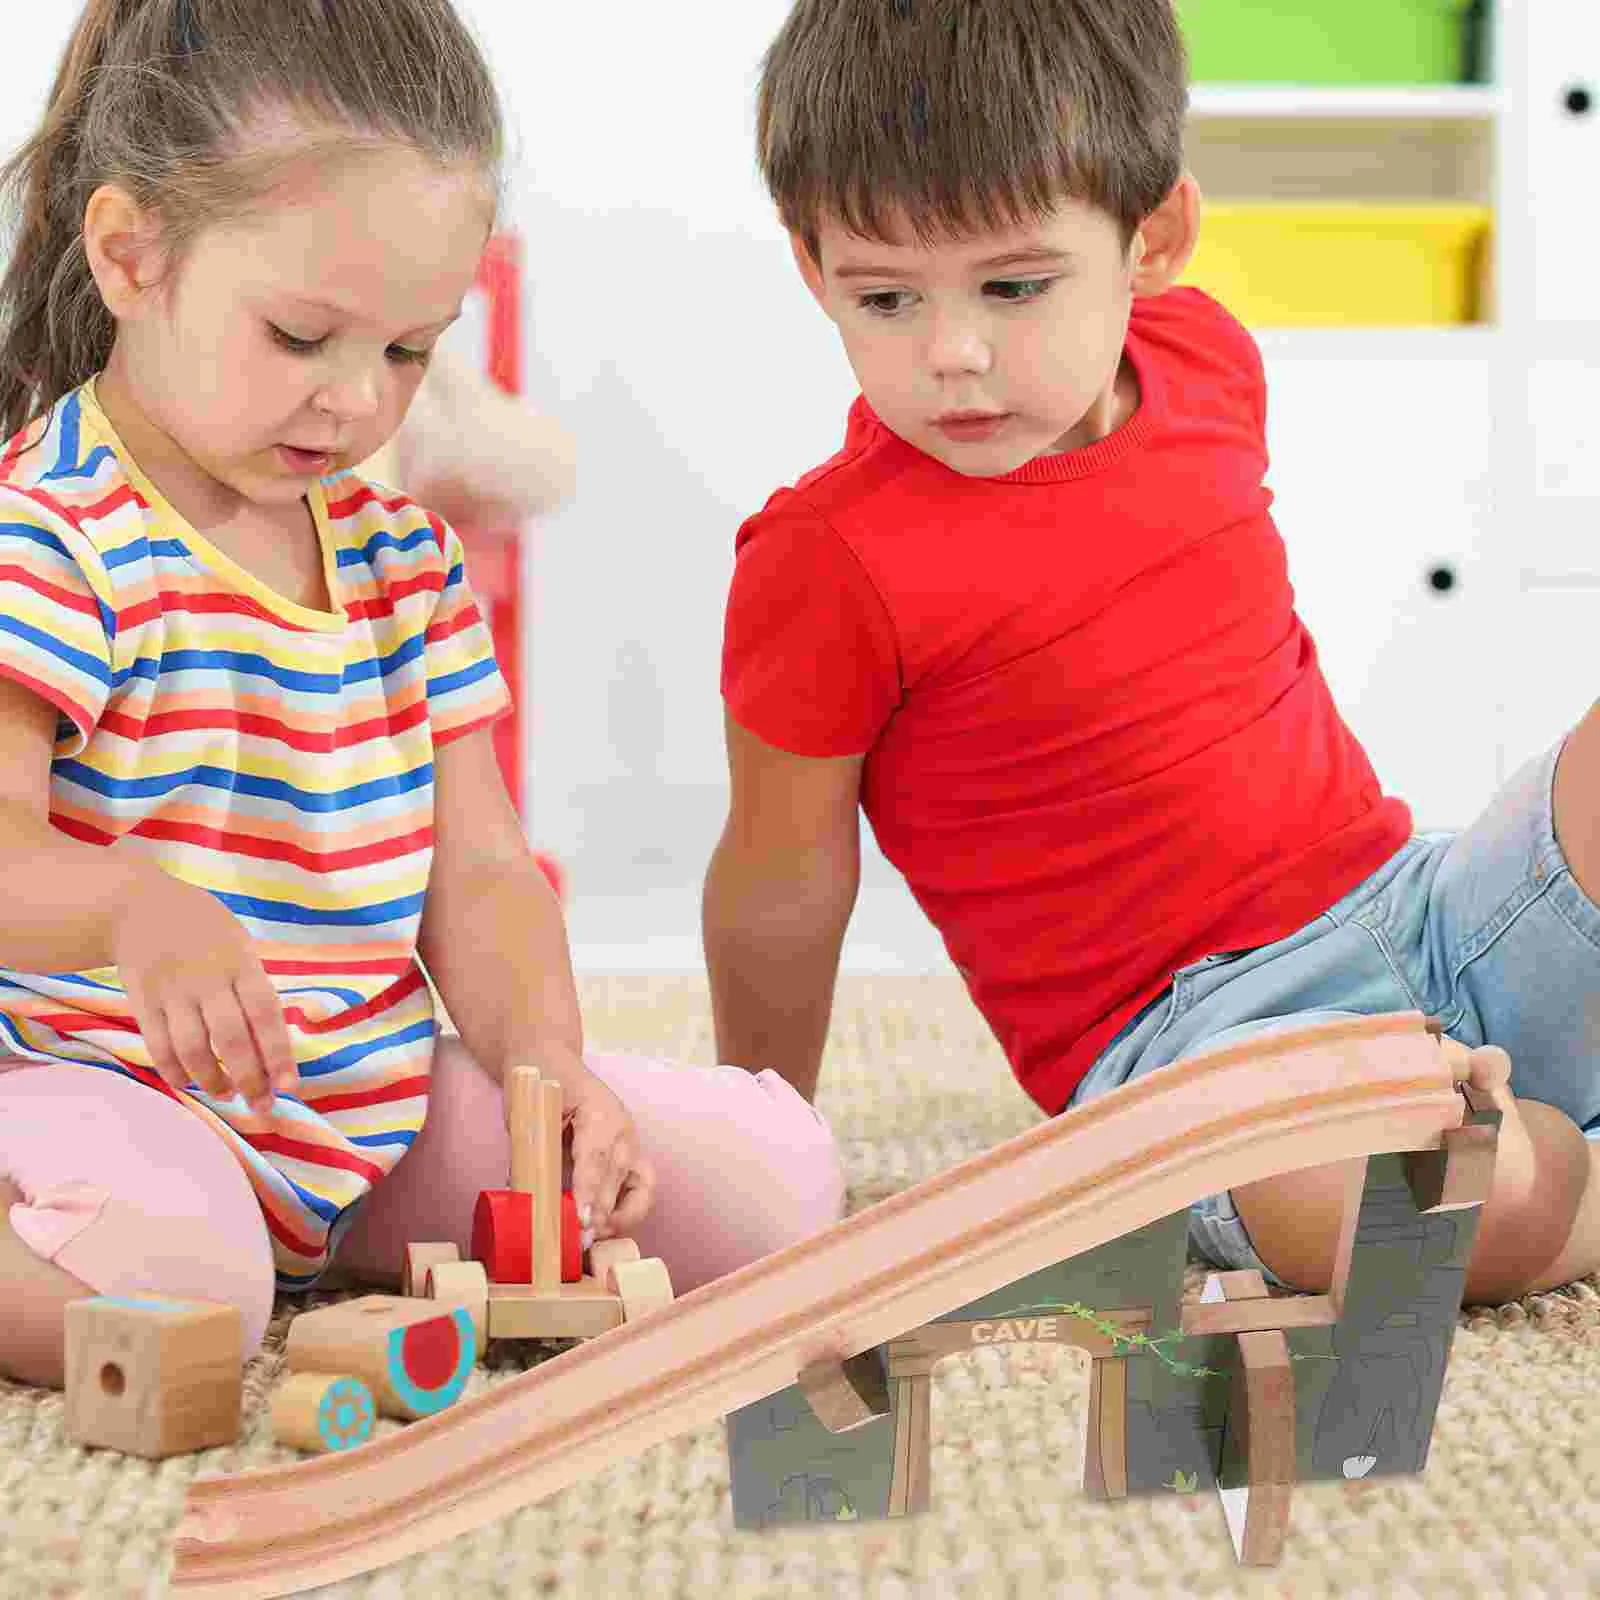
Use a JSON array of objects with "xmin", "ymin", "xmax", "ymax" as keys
[{"xmin": 416, "ymin": 723, "xmax": 585, "ymax": 1095}]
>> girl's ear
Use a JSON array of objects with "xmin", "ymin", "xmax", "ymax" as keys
[
  {"xmin": 83, "ymin": 184, "xmax": 168, "ymax": 319},
  {"xmin": 1129, "ymin": 173, "xmax": 1202, "ymax": 298}
]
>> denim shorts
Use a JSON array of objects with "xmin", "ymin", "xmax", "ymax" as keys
[{"xmin": 1067, "ymin": 734, "xmax": 1600, "ymax": 1287}]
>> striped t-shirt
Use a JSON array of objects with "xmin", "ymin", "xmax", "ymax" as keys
[{"xmin": 0, "ymin": 376, "xmax": 513, "ymax": 1289}]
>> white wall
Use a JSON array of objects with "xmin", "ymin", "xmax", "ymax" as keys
[{"xmin": 0, "ymin": 2, "xmax": 865, "ymax": 903}]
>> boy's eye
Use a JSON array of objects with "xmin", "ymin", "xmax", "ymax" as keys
[{"xmin": 986, "ymin": 277, "xmax": 1055, "ymax": 303}]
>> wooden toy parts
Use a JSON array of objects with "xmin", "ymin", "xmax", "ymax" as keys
[
  {"xmin": 406, "ymin": 1063, "xmax": 675, "ymax": 1348},
  {"xmin": 64, "ymin": 1295, "xmax": 243, "ymax": 1460},
  {"xmin": 270, "ymin": 1373, "xmax": 378, "ymax": 1455},
  {"xmin": 282, "ymin": 1297, "xmax": 477, "ymax": 1422},
  {"xmin": 170, "ymin": 1014, "xmax": 1503, "ymax": 1598}
]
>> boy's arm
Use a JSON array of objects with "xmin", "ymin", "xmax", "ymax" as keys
[{"xmin": 703, "ymin": 709, "xmax": 865, "ymax": 1104}]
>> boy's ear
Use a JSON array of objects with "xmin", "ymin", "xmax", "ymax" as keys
[
  {"xmin": 789, "ymin": 231, "xmax": 829, "ymax": 308},
  {"xmin": 1129, "ymin": 173, "xmax": 1202, "ymax": 297}
]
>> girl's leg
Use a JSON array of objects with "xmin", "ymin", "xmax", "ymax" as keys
[
  {"xmin": 583, "ymin": 1051, "xmax": 847, "ymax": 1293},
  {"xmin": 332, "ymin": 1039, "xmax": 847, "ymax": 1298},
  {"xmin": 0, "ymin": 1064, "xmax": 278, "ymax": 1388}
]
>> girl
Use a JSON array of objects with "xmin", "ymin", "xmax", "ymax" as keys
[{"xmin": 0, "ymin": 0, "xmax": 845, "ymax": 1391}]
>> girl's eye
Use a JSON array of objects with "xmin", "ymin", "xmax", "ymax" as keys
[
  {"xmin": 269, "ymin": 325, "xmax": 433, "ymax": 366},
  {"xmin": 270, "ymin": 325, "xmax": 324, "ymax": 354},
  {"xmin": 986, "ymin": 277, "xmax": 1055, "ymax": 303},
  {"xmin": 858, "ymin": 291, "xmax": 913, "ymax": 317}
]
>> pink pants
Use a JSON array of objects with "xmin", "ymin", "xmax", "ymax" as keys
[{"xmin": 0, "ymin": 1040, "xmax": 847, "ymax": 1356}]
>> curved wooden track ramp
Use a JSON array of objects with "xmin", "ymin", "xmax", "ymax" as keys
[{"xmin": 170, "ymin": 1012, "xmax": 1469, "ymax": 1597}]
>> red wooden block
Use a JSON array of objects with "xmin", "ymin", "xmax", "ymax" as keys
[
  {"xmin": 560, "ymin": 1190, "xmax": 581, "ymax": 1283},
  {"xmin": 472, "ymin": 1190, "xmax": 532, "ymax": 1283}
]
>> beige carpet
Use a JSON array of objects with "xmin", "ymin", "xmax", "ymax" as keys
[{"xmin": 3, "ymin": 975, "xmax": 1598, "ymax": 1599}]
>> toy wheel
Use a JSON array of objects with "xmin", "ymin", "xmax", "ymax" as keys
[
  {"xmin": 588, "ymin": 1236, "xmax": 640, "ymax": 1290},
  {"xmin": 426, "ymin": 1259, "xmax": 489, "ymax": 1360},
  {"xmin": 611, "ymin": 1256, "xmax": 674, "ymax": 1323},
  {"xmin": 403, "ymin": 1242, "xmax": 460, "ymax": 1298}
]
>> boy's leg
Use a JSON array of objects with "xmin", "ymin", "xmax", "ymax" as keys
[
  {"xmin": 1233, "ymin": 1043, "xmax": 1600, "ymax": 1304},
  {"xmin": 1552, "ymin": 697, "xmax": 1600, "ymax": 917},
  {"xmin": 1235, "ymin": 712, "xmax": 1600, "ymax": 1304}
]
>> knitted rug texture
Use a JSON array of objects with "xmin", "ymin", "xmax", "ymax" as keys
[{"xmin": 2, "ymin": 975, "xmax": 1597, "ymax": 1599}]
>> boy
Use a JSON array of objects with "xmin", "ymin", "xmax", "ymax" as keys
[{"xmin": 702, "ymin": 0, "xmax": 1600, "ymax": 1304}]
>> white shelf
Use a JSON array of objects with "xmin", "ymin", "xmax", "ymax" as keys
[
  {"xmin": 1251, "ymin": 326, "xmax": 1501, "ymax": 361},
  {"xmin": 1189, "ymin": 86, "xmax": 1502, "ymax": 122}
]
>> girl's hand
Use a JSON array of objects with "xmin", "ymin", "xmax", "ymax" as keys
[
  {"xmin": 109, "ymin": 870, "xmax": 297, "ymax": 1116},
  {"xmin": 510, "ymin": 1047, "xmax": 655, "ymax": 1241}
]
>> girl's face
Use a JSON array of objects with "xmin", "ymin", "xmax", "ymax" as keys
[{"xmin": 86, "ymin": 141, "xmax": 494, "ymax": 518}]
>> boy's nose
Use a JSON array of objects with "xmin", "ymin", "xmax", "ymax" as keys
[{"xmin": 923, "ymin": 316, "xmax": 992, "ymax": 378}]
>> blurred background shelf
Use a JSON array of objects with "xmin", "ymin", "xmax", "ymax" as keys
[{"xmin": 1189, "ymin": 86, "xmax": 1503, "ymax": 120}]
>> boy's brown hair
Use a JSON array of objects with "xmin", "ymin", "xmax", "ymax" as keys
[
  {"xmin": 0, "ymin": 0, "xmax": 508, "ymax": 445},
  {"xmin": 756, "ymin": 0, "xmax": 1189, "ymax": 262}
]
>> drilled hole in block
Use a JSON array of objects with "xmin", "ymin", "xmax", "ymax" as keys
[{"xmin": 99, "ymin": 1362, "xmax": 125, "ymax": 1398}]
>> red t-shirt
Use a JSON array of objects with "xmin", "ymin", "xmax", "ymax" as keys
[{"xmin": 721, "ymin": 287, "xmax": 1412, "ymax": 1115}]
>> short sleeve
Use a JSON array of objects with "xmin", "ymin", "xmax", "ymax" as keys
[
  {"xmin": 0, "ymin": 489, "xmax": 114, "ymax": 758},
  {"xmin": 721, "ymin": 508, "xmax": 900, "ymax": 758},
  {"xmin": 422, "ymin": 514, "xmax": 515, "ymax": 748}
]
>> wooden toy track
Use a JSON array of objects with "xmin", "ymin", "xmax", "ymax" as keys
[{"xmin": 169, "ymin": 1012, "xmax": 1474, "ymax": 1597}]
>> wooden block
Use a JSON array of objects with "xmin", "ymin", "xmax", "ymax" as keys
[
  {"xmin": 612, "ymin": 1256, "xmax": 674, "ymax": 1322},
  {"xmin": 798, "ymin": 1347, "xmax": 892, "ymax": 1433},
  {"xmin": 1405, "ymin": 1122, "xmax": 1499, "ymax": 1213},
  {"xmin": 424, "ymin": 1260, "xmax": 489, "ymax": 1359},
  {"xmin": 403, "ymin": 1242, "xmax": 459, "ymax": 1298},
  {"xmin": 270, "ymin": 1371, "xmax": 377, "ymax": 1454},
  {"xmin": 63, "ymin": 1295, "xmax": 242, "ymax": 1460},
  {"xmin": 285, "ymin": 1295, "xmax": 475, "ymax": 1420},
  {"xmin": 507, "ymin": 1066, "xmax": 565, "ymax": 1292},
  {"xmin": 487, "ymin": 1280, "xmax": 623, "ymax": 1340},
  {"xmin": 473, "ymin": 1189, "xmax": 535, "ymax": 1283},
  {"xmin": 1220, "ymin": 1327, "xmax": 1296, "ymax": 1567},
  {"xmin": 888, "ymin": 1373, "xmax": 932, "ymax": 1516},
  {"xmin": 588, "ymin": 1236, "xmax": 640, "ymax": 1289}
]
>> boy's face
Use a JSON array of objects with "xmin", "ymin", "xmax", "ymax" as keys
[
  {"xmin": 795, "ymin": 188, "xmax": 1194, "ymax": 477},
  {"xmin": 84, "ymin": 138, "xmax": 493, "ymax": 521}
]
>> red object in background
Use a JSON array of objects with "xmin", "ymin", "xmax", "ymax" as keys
[{"xmin": 466, "ymin": 236, "xmax": 566, "ymax": 902}]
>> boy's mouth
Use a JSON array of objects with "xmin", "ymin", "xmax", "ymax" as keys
[{"xmin": 934, "ymin": 411, "xmax": 1010, "ymax": 442}]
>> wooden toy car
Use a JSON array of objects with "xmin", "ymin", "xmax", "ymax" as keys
[{"xmin": 408, "ymin": 1063, "xmax": 674, "ymax": 1352}]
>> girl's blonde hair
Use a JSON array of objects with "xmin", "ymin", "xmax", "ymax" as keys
[{"xmin": 0, "ymin": 0, "xmax": 507, "ymax": 443}]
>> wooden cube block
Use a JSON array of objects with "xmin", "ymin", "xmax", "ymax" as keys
[
  {"xmin": 285, "ymin": 1295, "xmax": 475, "ymax": 1420},
  {"xmin": 64, "ymin": 1295, "xmax": 242, "ymax": 1460}
]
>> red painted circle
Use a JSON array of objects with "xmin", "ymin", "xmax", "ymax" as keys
[{"xmin": 401, "ymin": 1314, "xmax": 463, "ymax": 1393}]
